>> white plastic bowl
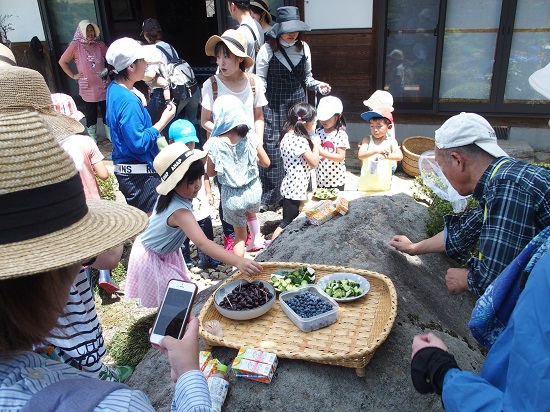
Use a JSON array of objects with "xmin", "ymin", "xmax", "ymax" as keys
[
  {"xmin": 316, "ymin": 272, "xmax": 370, "ymax": 302},
  {"xmin": 214, "ymin": 279, "xmax": 276, "ymax": 320}
]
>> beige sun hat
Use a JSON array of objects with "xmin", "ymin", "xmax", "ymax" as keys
[
  {"xmin": 0, "ymin": 66, "xmax": 85, "ymax": 141},
  {"xmin": 205, "ymin": 29, "xmax": 254, "ymax": 69},
  {"xmin": 154, "ymin": 142, "xmax": 207, "ymax": 195},
  {"xmin": 363, "ymin": 90, "xmax": 395, "ymax": 112},
  {"xmin": 0, "ymin": 110, "xmax": 148, "ymax": 279},
  {"xmin": 250, "ymin": 0, "xmax": 272, "ymax": 23}
]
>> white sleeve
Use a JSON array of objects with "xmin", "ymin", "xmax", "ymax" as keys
[
  {"xmin": 252, "ymin": 74, "xmax": 268, "ymax": 107},
  {"xmin": 200, "ymin": 78, "xmax": 214, "ymax": 111},
  {"xmin": 255, "ymin": 44, "xmax": 271, "ymax": 91}
]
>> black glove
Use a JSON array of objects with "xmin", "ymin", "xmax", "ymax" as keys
[{"xmin": 411, "ymin": 347, "xmax": 459, "ymax": 395}]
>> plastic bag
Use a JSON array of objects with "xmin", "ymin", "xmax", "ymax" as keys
[
  {"xmin": 418, "ymin": 150, "xmax": 470, "ymax": 213},
  {"xmin": 358, "ymin": 158, "xmax": 392, "ymax": 192}
]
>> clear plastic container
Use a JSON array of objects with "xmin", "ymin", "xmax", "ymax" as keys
[{"xmin": 279, "ymin": 285, "xmax": 339, "ymax": 332}]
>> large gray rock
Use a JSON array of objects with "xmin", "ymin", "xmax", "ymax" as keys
[{"xmin": 127, "ymin": 194, "xmax": 486, "ymax": 411}]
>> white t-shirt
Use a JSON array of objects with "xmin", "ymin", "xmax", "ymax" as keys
[
  {"xmin": 280, "ymin": 132, "xmax": 312, "ymax": 200},
  {"xmin": 316, "ymin": 128, "xmax": 350, "ymax": 188},
  {"xmin": 201, "ymin": 73, "xmax": 268, "ymax": 129}
]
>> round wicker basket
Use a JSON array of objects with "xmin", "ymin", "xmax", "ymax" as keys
[{"xmin": 401, "ymin": 136, "xmax": 435, "ymax": 177}]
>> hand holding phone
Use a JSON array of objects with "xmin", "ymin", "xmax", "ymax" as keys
[{"xmin": 150, "ymin": 279, "xmax": 197, "ymax": 345}]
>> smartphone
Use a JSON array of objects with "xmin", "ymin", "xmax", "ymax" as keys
[{"xmin": 149, "ymin": 279, "xmax": 198, "ymax": 345}]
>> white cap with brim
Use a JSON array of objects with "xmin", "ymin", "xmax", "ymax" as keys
[
  {"xmin": 106, "ymin": 37, "xmax": 146, "ymax": 73},
  {"xmin": 529, "ymin": 63, "xmax": 550, "ymax": 100},
  {"xmin": 317, "ymin": 96, "xmax": 343, "ymax": 122},
  {"xmin": 435, "ymin": 112, "xmax": 508, "ymax": 158}
]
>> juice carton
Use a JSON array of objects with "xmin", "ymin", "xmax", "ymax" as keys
[
  {"xmin": 199, "ymin": 351, "xmax": 213, "ymax": 372},
  {"xmin": 236, "ymin": 347, "xmax": 278, "ymax": 372},
  {"xmin": 335, "ymin": 196, "xmax": 349, "ymax": 215},
  {"xmin": 231, "ymin": 358, "xmax": 274, "ymax": 384},
  {"xmin": 306, "ymin": 200, "xmax": 337, "ymax": 226}
]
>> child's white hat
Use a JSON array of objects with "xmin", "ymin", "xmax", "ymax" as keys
[
  {"xmin": 317, "ymin": 96, "xmax": 343, "ymax": 122},
  {"xmin": 154, "ymin": 143, "xmax": 207, "ymax": 195},
  {"xmin": 363, "ymin": 90, "xmax": 394, "ymax": 112},
  {"xmin": 529, "ymin": 63, "xmax": 550, "ymax": 100}
]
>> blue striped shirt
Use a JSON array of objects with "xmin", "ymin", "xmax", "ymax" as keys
[{"xmin": 0, "ymin": 352, "xmax": 214, "ymax": 411}]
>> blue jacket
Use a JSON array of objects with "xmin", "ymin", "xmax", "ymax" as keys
[
  {"xmin": 442, "ymin": 251, "xmax": 550, "ymax": 410},
  {"xmin": 106, "ymin": 82, "xmax": 159, "ymax": 169}
]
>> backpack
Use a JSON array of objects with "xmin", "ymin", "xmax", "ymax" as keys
[
  {"xmin": 209, "ymin": 72, "xmax": 256, "ymax": 101},
  {"xmin": 156, "ymin": 44, "xmax": 198, "ymax": 103},
  {"xmin": 239, "ymin": 23, "xmax": 261, "ymax": 54}
]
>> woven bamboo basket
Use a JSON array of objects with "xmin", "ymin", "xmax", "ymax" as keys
[
  {"xmin": 198, "ymin": 262, "xmax": 398, "ymax": 377},
  {"xmin": 401, "ymin": 136, "xmax": 435, "ymax": 177}
]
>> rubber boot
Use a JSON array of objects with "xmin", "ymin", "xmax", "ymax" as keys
[
  {"xmin": 246, "ymin": 217, "xmax": 265, "ymax": 252},
  {"xmin": 87, "ymin": 124, "xmax": 97, "ymax": 142},
  {"xmin": 104, "ymin": 125, "xmax": 112, "ymax": 142},
  {"xmin": 98, "ymin": 269, "xmax": 119, "ymax": 294}
]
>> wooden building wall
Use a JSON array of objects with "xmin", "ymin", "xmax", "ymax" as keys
[{"xmin": 302, "ymin": 29, "xmax": 375, "ymax": 122}]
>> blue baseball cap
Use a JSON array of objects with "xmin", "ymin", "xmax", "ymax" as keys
[{"xmin": 169, "ymin": 119, "xmax": 199, "ymax": 144}]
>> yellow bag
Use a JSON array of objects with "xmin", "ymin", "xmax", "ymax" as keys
[{"xmin": 357, "ymin": 158, "xmax": 392, "ymax": 192}]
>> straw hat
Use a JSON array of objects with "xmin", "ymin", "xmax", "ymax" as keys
[
  {"xmin": 0, "ymin": 43, "xmax": 16, "ymax": 66},
  {"xmin": 250, "ymin": 0, "xmax": 272, "ymax": 23},
  {"xmin": 0, "ymin": 66, "xmax": 84, "ymax": 141},
  {"xmin": 154, "ymin": 143, "xmax": 207, "ymax": 195},
  {"xmin": 0, "ymin": 110, "xmax": 148, "ymax": 279},
  {"xmin": 267, "ymin": 6, "xmax": 310, "ymax": 38},
  {"xmin": 205, "ymin": 29, "xmax": 254, "ymax": 69}
]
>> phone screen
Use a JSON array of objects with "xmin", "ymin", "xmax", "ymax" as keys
[{"xmin": 152, "ymin": 287, "xmax": 194, "ymax": 339}]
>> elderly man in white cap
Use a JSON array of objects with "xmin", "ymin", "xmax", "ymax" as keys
[{"xmin": 389, "ymin": 112, "xmax": 550, "ymax": 296}]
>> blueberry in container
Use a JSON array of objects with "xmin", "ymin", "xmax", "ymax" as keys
[{"xmin": 279, "ymin": 285, "xmax": 339, "ymax": 332}]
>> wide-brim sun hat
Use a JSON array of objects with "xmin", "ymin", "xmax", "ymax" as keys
[
  {"xmin": 210, "ymin": 94, "xmax": 251, "ymax": 137},
  {"xmin": 435, "ymin": 112, "xmax": 508, "ymax": 158},
  {"xmin": 205, "ymin": 29, "xmax": 254, "ymax": 69},
  {"xmin": 0, "ymin": 110, "xmax": 148, "ymax": 279},
  {"xmin": 267, "ymin": 6, "xmax": 310, "ymax": 38},
  {"xmin": 154, "ymin": 143, "xmax": 207, "ymax": 196},
  {"xmin": 251, "ymin": 0, "xmax": 272, "ymax": 23},
  {"xmin": 0, "ymin": 66, "xmax": 84, "ymax": 141},
  {"xmin": 317, "ymin": 96, "xmax": 343, "ymax": 122},
  {"xmin": 529, "ymin": 63, "xmax": 550, "ymax": 100},
  {"xmin": 360, "ymin": 109, "xmax": 394, "ymax": 124},
  {"xmin": 363, "ymin": 90, "xmax": 394, "ymax": 112},
  {"xmin": 106, "ymin": 37, "xmax": 146, "ymax": 74}
]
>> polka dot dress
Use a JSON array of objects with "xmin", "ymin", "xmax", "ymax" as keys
[
  {"xmin": 315, "ymin": 128, "xmax": 350, "ymax": 188},
  {"xmin": 280, "ymin": 132, "xmax": 311, "ymax": 200}
]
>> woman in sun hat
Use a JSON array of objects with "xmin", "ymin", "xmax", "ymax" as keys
[
  {"xmin": 105, "ymin": 37, "xmax": 176, "ymax": 215},
  {"xmin": 0, "ymin": 109, "xmax": 216, "ymax": 409},
  {"xmin": 58, "ymin": 20, "xmax": 109, "ymax": 142},
  {"xmin": 201, "ymin": 29, "xmax": 268, "ymax": 251},
  {"xmin": 256, "ymin": 6, "xmax": 331, "ymax": 212},
  {"xmin": 125, "ymin": 143, "xmax": 262, "ymax": 308},
  {"xmin": 250, "ymin": 0, "xmax": 273, "ymax": 36}
]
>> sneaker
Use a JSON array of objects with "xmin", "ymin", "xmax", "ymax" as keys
[
  {"xmin": 98, "ymin": 364, "xmax": 134, "ymax": 383},
  {"xmin": 223, "ymin": 235, "xmax": 235, "ymax": 251},
  {"xmin": 198, "ymin": 258, "xmax": 222, "ymax": 269}
]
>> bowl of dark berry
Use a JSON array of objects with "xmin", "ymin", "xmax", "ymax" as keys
[
  {"xmin": 214, "ymin": 279, "xmax": 276, "ymax": 320},
  {"xmin": 279, "ymin": 285, "xmax": 339, "ymax": 332}
]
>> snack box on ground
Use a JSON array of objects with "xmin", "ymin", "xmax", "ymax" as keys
[
  {"xmin": 305, "ymin": 199, "xmax": 336, "ymax": 225},
  {"xmin": 199, "ymin": 350, "xmax": 213, "ymax": 371},
  {"xmin": 202, "ymin": 357, "xmax": 220, "ymax": 379},
  {"xmin": 236, "ymin": 347, "xmax": 278, "ymax": 371},
  {"xmin": 279, "ymin": 285, "xmax": 339, "ymax": 332},
  {"xmin": 231, "ymin": 358, "xmax": 275, "ymax": 384}
]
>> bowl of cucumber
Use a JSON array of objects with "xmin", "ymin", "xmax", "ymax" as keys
[
  {"xmin": 312, "ymin": 187, "xmax": 339, "ymax": 200},
  {"xmin": 270, "ymin": 266, "xmax": 315, "ymax": 292},
  {"xmin": 316, "ymin": 272, "xmax": 370, "ymax": 302}
]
